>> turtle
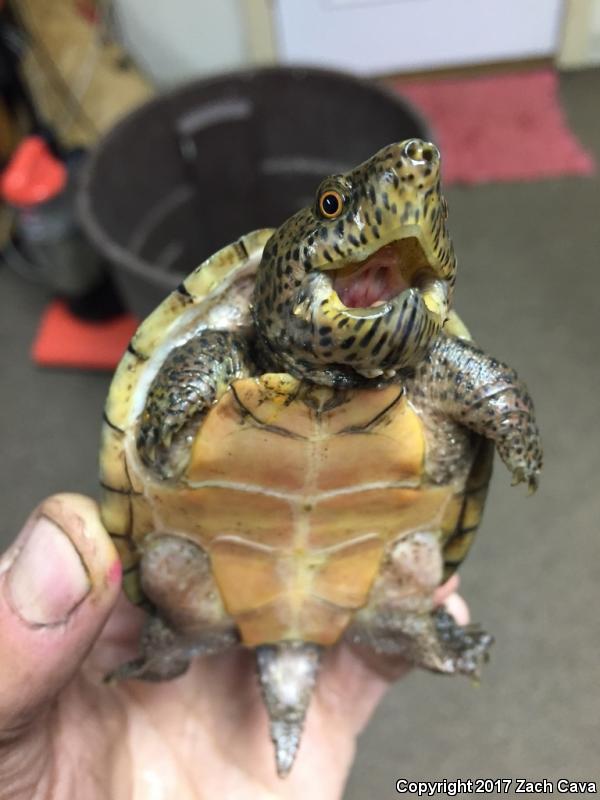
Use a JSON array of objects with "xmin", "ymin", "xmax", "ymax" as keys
[{"xmin": 99, "ymin": 138, "xmax": 542, "ymax": 777}]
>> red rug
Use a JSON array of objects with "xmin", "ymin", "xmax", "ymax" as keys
[
  {"xmin": 395, "ymin": 68, "xmax": 596, "ymax": 185},
  {"xmin": 32, "ymin": 300, "xmax": 138, "ymax": 370}
]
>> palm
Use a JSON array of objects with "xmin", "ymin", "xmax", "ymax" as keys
[{"xmin": 41, "ymin": 594, "xmax": 396, "ymax": 800}]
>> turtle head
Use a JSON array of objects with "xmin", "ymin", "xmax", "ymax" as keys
[{"xmin": 252, "ymin": 139, "xmax": 456, "ymax": 386}]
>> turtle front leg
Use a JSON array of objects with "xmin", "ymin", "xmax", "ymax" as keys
[
  {"xmin": 414, "ymin": 335, "xmax": 543, "ymax": 491},
  {"xmin": 138, "ymin": 329, "xmax": 254, "ymax": 478}
]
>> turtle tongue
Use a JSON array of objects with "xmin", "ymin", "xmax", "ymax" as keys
[
  {"xmin": 334, "ymin": 244, "xmax": 410, "ymax": 308},
  {"xmin": 256, "ymin": 642, "xmax": 322, "ymax": 777}
]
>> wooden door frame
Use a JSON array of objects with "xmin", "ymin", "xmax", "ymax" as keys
[{"xmin": 558, "ymin": 0, "xmax": 596, "ymax": 68}]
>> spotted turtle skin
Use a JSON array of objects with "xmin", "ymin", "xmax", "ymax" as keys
[{"xmin": 99, "ymin": 140, "xmax": 542, "ymax": 777}]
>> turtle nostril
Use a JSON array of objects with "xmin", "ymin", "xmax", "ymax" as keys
[
  {"xmin": 405, "ymin": 140, "xmax": 440, "ymax": 166},
  {"xmin": 406, "ymin": 140, "xmax": 421, "ymax": 160},
  {"xmin": 423, "ymin": 144, "xmax": 440, "ymax": 165}
]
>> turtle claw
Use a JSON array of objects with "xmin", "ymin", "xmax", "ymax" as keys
[
  {"xmin": 510, "ymin": 466, "xmax": 525, "ymax": 486},
  {"xmin": 137, "ymin": 421, "xmax": 184, "ymax": 478},
  {"xmin": 137, "ymin": 427, "xmax": 159, "ymax": 470},
  {"xmin": 510, "ymin": 466, "xmax": 540, "ymax": 494},
  {"xmin": 161, "ymin": 429, "xmax": 173, "ymax": 450}
]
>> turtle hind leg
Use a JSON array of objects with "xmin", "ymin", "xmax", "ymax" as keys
[
  {"xmin": 256, "ymin": 642, "xmax": 322, "ymax": 777},
  {"xmin": 346, "ymin": 531, "xmax": 493, "ymax": 680},
  {"xmin": 106, "ymin": 534, "xmax": 240, "ymax": 683},
  {"xmin": 347, "ymin": 607, "xmax": 493, "ymax": 681},
  {"xmin": 105, "ymin": 615, "xmax": 239, "ymax": 683}
]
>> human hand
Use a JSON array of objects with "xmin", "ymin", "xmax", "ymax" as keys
[{"xmin": 0, "ymin": 494, "xmax": 467, "ymax": 800}]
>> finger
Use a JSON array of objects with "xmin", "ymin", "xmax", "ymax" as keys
[
  {"xmin": 0, "ymin": 494, "xmax": 121, "ymax": 734},
  {"xmin": 433, "ymin": 573, "xmax": 460, "ymax": 605},
  {"xmin": 443, "ymin": 591, "xmax": 470, "ymax": 625},
  {"xmin": 87, "ymin": 590, "xmax": 146, "ymax": 675},
  {"xmin": 317, "ymin": 642, "xmax": 409, "ymax": 733}
]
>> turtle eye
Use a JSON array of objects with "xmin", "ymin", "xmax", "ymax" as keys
[{"xmin": 318, "ymin": 190, "xmax": 343, "ymax": 219}]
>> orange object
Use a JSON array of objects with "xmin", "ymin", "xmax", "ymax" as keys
[
  {"xmin": 32, "ymin": 300, "xmax": 139, "ymax": 370},
  {"xmin": 1, "ymin": 136, "xmax": 67, "ymax": 206}
]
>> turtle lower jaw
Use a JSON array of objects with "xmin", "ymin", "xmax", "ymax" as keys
[
  {"xmin": 288, "ymin": 276, "xmax": 442, "ymax": 380},
  {"xmin": 328, "ymin": 237, "xmax": 448, "ymax": 327},
  {"xmin": 284, "ymin": 260, "xmax": 448, "ymax": 385},
  {"xmin": 326, "ymin": 277, "xmax": 448, "ymax": 331}
]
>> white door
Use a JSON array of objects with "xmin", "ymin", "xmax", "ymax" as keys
[{"xmin": 273, "ymin": 0, "xmax": 564, "ymax": 75}]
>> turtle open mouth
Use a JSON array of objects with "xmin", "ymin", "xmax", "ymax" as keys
[{"xmin": 331, "ymin": 237, "xmax": 433, "ymax": 309}]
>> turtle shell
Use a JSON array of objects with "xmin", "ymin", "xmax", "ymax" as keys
[
  {"xmin": 99, "ymin": 230, "xmax": 492, "ymax": 648},
  {"xmin": 100, "ymin": 230, "xmax": 273, "ymax": 587}
]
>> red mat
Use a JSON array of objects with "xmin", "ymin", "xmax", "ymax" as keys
[
  {"xmin": 395, "ymin": 68, "xmax": 596, "ymax": 185},
  {"xmin": 32, "ymin": 300, "xmax": 138, "ymax": 370},
  {"xmin": 33, "ymin": 69, "xmax": 596, "ymax": 371}
]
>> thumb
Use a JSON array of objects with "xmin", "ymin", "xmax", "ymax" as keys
[{"xmin": 0, "ymin": 494, "xmax": 121, "ymax": 735}]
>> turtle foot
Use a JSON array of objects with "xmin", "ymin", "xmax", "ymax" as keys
[
  {"xmin": 105, "ymin": 614, "xmax": 239, "ymax": 684},
  {"xmin": 105, "ymin": 615, "xmax": 192, "ymax": 683},
  {"xmin": 105, "ymin": 651, "xmax": 190, "ymax": 684},
  {"xmin": 433, "ymin": 607, "xmax": 494, "ymax": 680},
  {"xmin": 256, "ymin": 642, "xmax": 322, "ymax": 777},
  {"xmin": 346, "ymin": 606, "xmax": 493, "ymax": 681}
]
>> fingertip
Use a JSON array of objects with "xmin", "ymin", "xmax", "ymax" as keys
[
  {"xmin": 3, "ymin": 494, "xmax": 121, "ymax": 625},
  {"xmin": 433, "ymin": 573, "xmax": 460, "ymax": 605},
  {"xmin": 433, "ymin": 575, "xmax": 469, "ymax": 625},
  {"xmin": 38, "ymin": 493, "xmax": 120, "ymax": 597},
  {"xmin": 444, "ymin": 592, "xmax": 470, "ymax": 626}
]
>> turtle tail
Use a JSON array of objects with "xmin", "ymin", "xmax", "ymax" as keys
[{"xmin": 255, "ymin": 641, "xmax": 322, "ymax": 777}]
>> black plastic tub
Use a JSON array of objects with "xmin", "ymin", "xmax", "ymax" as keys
[{"xmin": 78, "ymin": 67, "xmax": 431, "ymax": 318}]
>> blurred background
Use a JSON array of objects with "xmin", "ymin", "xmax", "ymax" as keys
[{"xmin": 1, "ymin": 1, "xmax": 598, "ymax": 796}]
